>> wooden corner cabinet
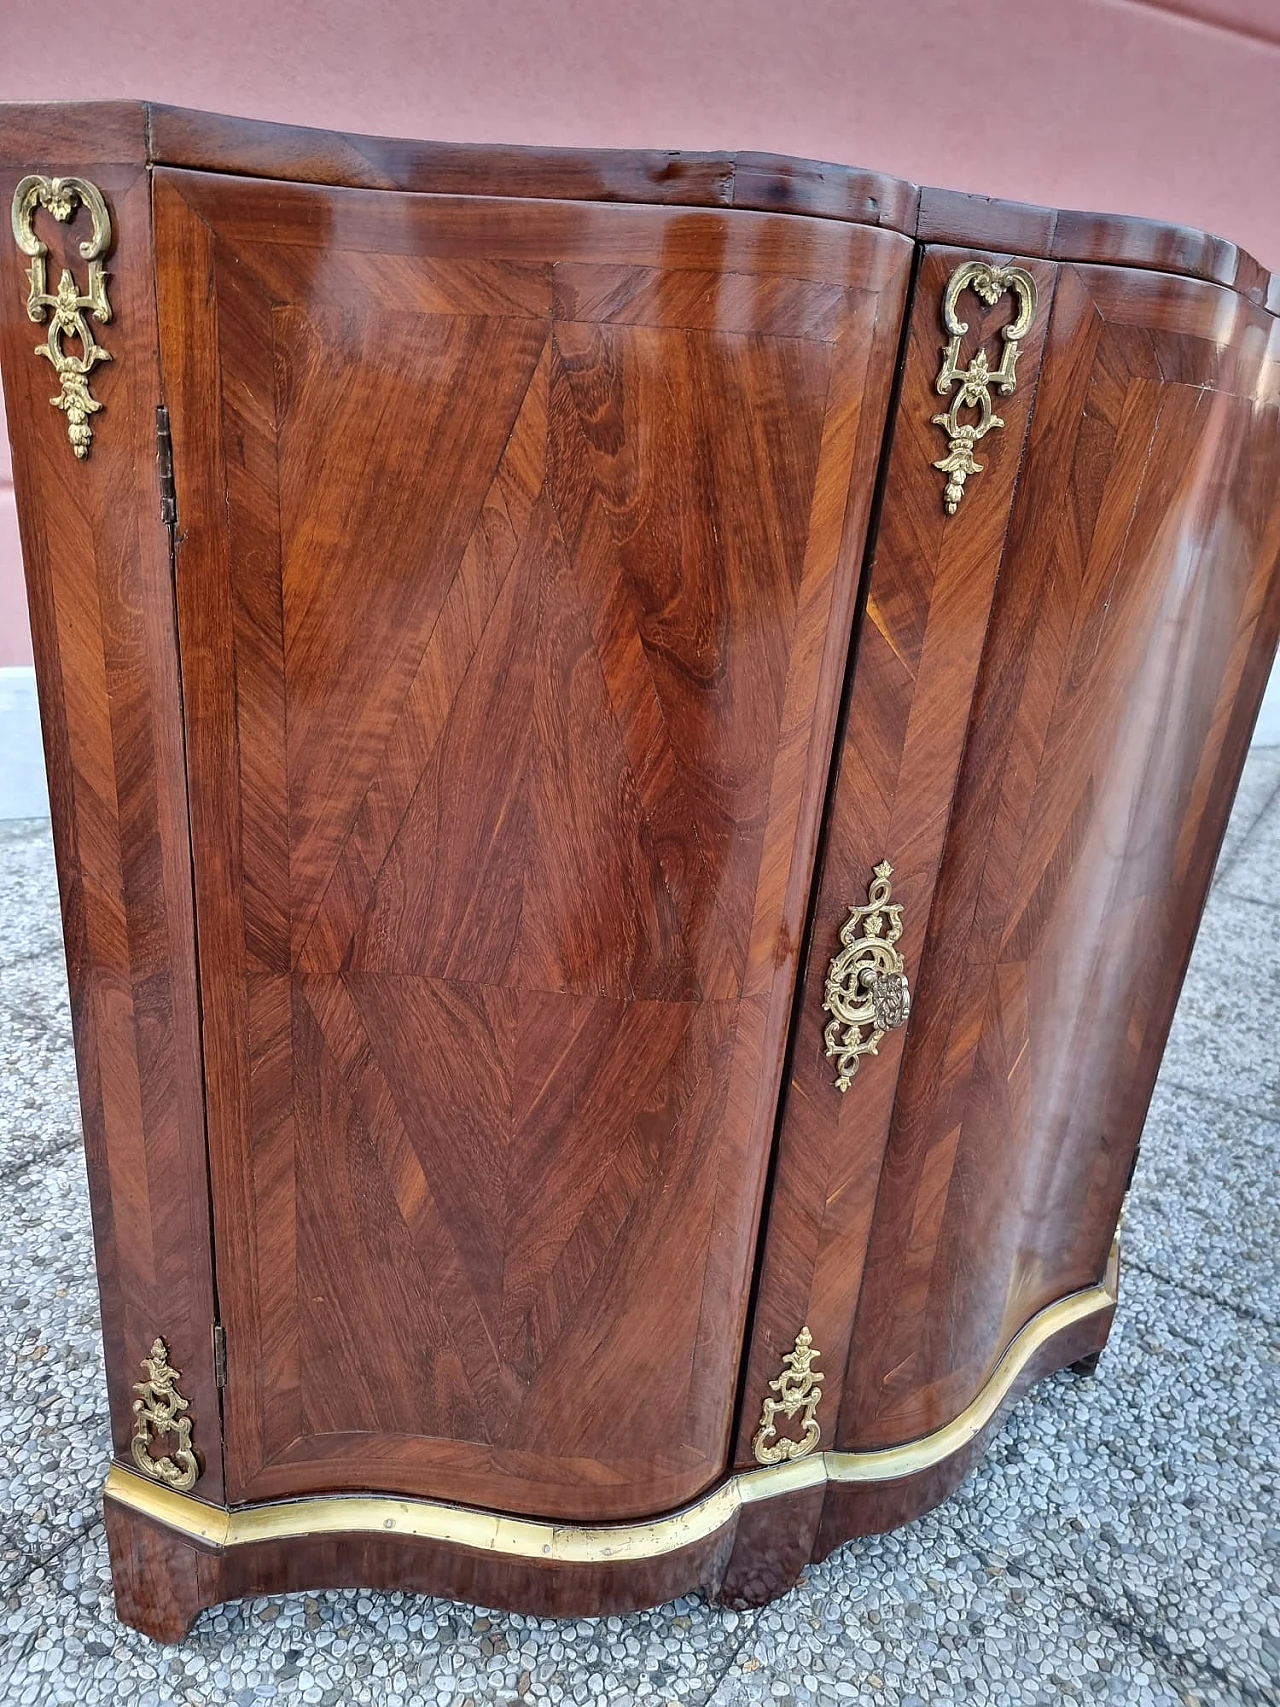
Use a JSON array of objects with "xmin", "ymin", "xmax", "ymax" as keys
[{"xmin": 3, "ymin": 103, "xmax": 1278, "ymax": 1643}]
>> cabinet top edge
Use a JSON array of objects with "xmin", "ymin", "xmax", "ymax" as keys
[{"xmin": 0, "ymin": 99, "xmax": 1272, "ymax": 309}]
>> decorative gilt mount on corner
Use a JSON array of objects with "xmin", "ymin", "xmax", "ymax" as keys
[
  {"xmin": 931, "ymin": 260, "xmax": 1037, "ymax": 514},
  {"xmin": 130, "ymin": 1337, "xmax": 200, "ymax": 1492},
  {"xmin": 10, "ymin": 174, "xmax": 113, "ymax": 460},
  {"xmin": 752, "ymin": 1327, "xmax": 824, "ymax": 1464},
  {"xmin": 822, "ymin": 861, "xmax": 910, "ymax": 1093}
]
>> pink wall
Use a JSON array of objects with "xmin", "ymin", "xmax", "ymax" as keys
[{"xmin": 2, "ymin": 0, "xmax": 1278, "ymax": 665}]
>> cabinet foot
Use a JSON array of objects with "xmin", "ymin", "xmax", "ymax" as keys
[
  {"xmin": 1069, "ymin": 1348, "xmax": 1104, "ymax": 1377},
  {"xmin": 714, "ymin": 1487, "xmax": 825, "ymax": 1610},
  {"xmin": 104, "ymin": 1497, "xmax": 206, "ymax": 1644}
]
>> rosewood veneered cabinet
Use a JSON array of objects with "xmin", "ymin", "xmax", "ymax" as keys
[{"xmin": 3, "ymin": 103, "xmax": 1278, "ymax": 1643}]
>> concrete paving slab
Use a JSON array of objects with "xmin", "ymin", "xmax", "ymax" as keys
[
  {"xmin": 0, "ymin": 1150, "xmax": 107, "ymax": 1582},
  {"xmin": 941, "ymin": 1265, "xmax": 1279, "ymax": 1706},
  {"xmin": 0, "ymin": 821, "xmax": 63, "ymax": 968},
  {"xmin": 1216, "ymin": 782, "xmax": 1280, "ymax": 911},
  {"xmin": 1126, "ymin": 1077, "xmax": 1279, "ymax": 1324},
  {"xmin": 1211, "ymin": 745, "xmax": 1280, "ymax": 885},
  {"xmin": 0, "ymin": 957, "xmax": 81, "ymax": 1178},
  {"xmin": 1159, "ymin": 889, "xmax": 1280, "ymax": 1121}
]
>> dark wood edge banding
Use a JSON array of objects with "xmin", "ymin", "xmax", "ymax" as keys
[{"xmin": 0, "ymin": 101, "xmax": 1271, "ymax": 307}]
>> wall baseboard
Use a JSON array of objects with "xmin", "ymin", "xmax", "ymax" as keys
[
  {"xmin": 0, "ymin": 667, "xmax": 49, "ymax": 819},
  {"xmin": 0, "ymin": 662, "xmax": 1277, "ymax": 823}
]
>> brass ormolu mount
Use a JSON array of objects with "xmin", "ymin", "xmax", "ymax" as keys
[
  {"xmin": 752, "ymin": 1327, "xmax": 824, "ymax": 1465},
  {"xmin": 131, "ymin": 1337, "xmax": 199, "ymax": 1492},
  {"xmin": 931, "ymin": 260, "xmax": 1037, "ymax": 514},
  {"xmin": 10, "ymin": 174, "xmax": 113, "ymax": 459},
  {"xmin": 822, "ymin": 861, "xmax": 910, "ymax": 1093}
]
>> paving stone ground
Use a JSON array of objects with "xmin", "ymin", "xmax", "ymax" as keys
[{"xmin": 1, "ymin": 751, "xmax": 1277, "ymax": 1707}]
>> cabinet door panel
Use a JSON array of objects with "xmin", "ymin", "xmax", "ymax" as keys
[
  {"xmin": 747, "ymin": 253, "xmax": 1280, "ymax": 1483},
  {"xmin": 0, "ymin": 135, "xmax": 224, "ymax": 1501},
  {"xmin": 841, "ymin": 268, "xmax": 1280, "ymax": 1449},
  {"xmin": 734, "ymin": 246, "xmax": 1057, "ymax": 1467},
  {"xmin": 153, "ymin": 169, "xmax": 910, "ymax": 1516}
]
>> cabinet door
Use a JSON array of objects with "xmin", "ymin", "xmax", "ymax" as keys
[
  {"xmin": 153, "ymin": 168, "xmax": 911, "ymax": 1517},
  {"xmin": 834, "ymin": 264, "xmax": 1280, "ymax": 1454},
  {"xmin": 744, "ymin": 248, "xmax": 1280, "ymax": 1480},
  {"xmin": 735, "ymin": 245, "xmax": 1057, "ymax": 1469}
]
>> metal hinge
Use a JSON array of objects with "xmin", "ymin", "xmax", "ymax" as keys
[
  {"xmin": 156, "ymin": 405, "xmax": 178, "ymax": 529},
  {"xmin": 212, "ymin": 1323, "xmax": 227, "ymax": 1388}
]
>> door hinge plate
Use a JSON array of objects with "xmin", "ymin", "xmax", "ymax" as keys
[
  {"xmin": 212, "ymin": 1323, "xmax": 227, "ymax": 1388},
  {"xmin": 156, "ymin": 404, "xmax": 177, "ymax": 529}
]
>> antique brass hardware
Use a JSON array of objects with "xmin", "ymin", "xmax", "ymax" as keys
[
  {"xmin": 822, "ymin": 861, "xmax": 910, "ymax": 1092},
  {"xmin": 10, "ymin": 174, "xmax": 113, "ymax": 459},
  {"xmin": 130, "ymin": 1337, "xmax": 199, "ymax": 1492},
  {"xmin": 931, "ymin": 260, "xmax": 1037, "ymax": 514},
  {"xmin": 751, "ymin": 1327, "xmax": 824, "ymax": 1465}
]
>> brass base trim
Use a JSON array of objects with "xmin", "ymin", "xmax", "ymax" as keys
[{"xmin": 104, "ymin": 1248, "xmax": 1118, "ymax": 1566}]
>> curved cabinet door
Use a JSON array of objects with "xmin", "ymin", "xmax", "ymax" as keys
[
  {"xmin": 153, "ymin": 167, "xmax": 911, "ymax": 1518},
  {"xmin": 838, "ymin": 266, "xmax": 1280, "ymax": 1453},
  {"xmin": 744, "ymin": 250, "xmax": 1280, "ymax": 1487},
  {"xmin": 734, "ymin": 245, "xmax": 1058, "ymax": 1469}
]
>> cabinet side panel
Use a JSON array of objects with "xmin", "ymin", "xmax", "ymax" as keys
[
  {"xmin": 735, "ymin": 247, "xmax": 1057, "ymax": 1469},
  {"xmin": 0, "ymin": 138, "xmax": 222, "ymax": 1497},
  {"xmin": 842, "ymin": 267, "xmax": 1280, "ymax": 1449}
]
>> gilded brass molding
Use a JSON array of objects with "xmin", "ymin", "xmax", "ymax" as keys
[
  {"xmin": 103, "ymin": 1252, "xmax": 1118, "ymax": 1564},
  {"xmin": 130, "ymin": 1337, "xmax": 199, "ymax": 1492},
  {"xmin": 10, "ymin": 174, "xmax": 113, "ymax": 459},
  {"xmin": 823, "ymin": 861, "xmax": 910, "ymax": 1092},
  {"xmin": 931, "ymin": 260, "xmax": 1037, "ymax": 514},
  {"xmin": 752, "ymin": 1326, "xmax": 824, "ymax": 1464}
]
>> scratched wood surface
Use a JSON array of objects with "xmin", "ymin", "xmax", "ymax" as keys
[{"xmin": 152, "ymin": 167, "xmax": 912, "ymax": 1518}]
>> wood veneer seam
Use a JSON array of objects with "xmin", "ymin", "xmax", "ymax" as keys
[{"xmin": 148, "ymin": 165, "xmax": 233, "ymax": 1499}]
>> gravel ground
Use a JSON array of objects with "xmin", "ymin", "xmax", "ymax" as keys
[{"xmin": 1, "ymin": 750, "xmax": 1278, "ymax": 1707}]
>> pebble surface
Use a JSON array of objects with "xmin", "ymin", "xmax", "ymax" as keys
[{"xmin": 1, "ymin": 762, "xmax": 1278, "ymax": 1707}]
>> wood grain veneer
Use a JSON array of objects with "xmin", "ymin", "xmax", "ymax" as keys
[
  {"xmin": 745, "ymin": 262, "xmax": 1280, "ymax": 1606},
  {"xmin": 152, "ymin": 165, "xmax": 913, "ymax": 1521},
  {"xmin": 838, "ymin": 264, "xmax": 1280, "ymax": 1454},
  {"xmin": 0, "ymin": 120, "xmax": 224, "ymax": 1503},
  {"xmin": 1, "ymin": 102, "xmax": 1277, "ymax": 1641}
]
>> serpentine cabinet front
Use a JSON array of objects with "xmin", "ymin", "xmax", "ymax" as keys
[{"xmin": 4, "ymin": 107, "xmax": 1280, "ymax": 1642}]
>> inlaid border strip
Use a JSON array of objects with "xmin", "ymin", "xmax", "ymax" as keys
[{"xmin": 104, "ymin": 1244, "xmax": 1118, "ymax": 1565}]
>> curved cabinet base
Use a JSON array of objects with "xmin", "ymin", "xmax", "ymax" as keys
[{"xmin": 104, "ymin": 1261, "xmax": 1116, "ymax": 1641}]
